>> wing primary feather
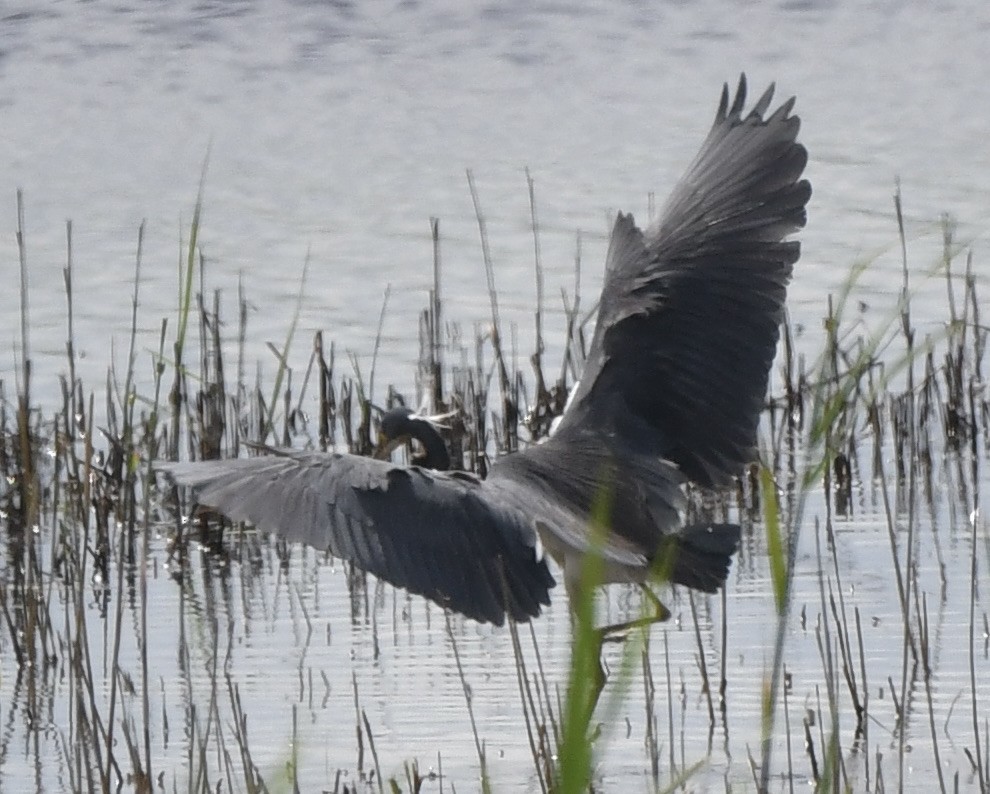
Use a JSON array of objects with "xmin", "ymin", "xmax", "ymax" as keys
[
  {"xmin": 748, "ymin": 82, "xmax": 775, "ymax": 119},
  {"xmin": 726, "ymin": 74, "xmax": 746, "ymax": 118}
]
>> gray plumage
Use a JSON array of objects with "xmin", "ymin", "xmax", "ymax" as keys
[
  {"xmin": 161, "ymin": 74, "xmax": 810, "ymax": 626},
  {"xmin": 163, "ymin": 451, "xmax": 552, "ymax": 624}
]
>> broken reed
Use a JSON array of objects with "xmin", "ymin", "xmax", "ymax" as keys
[{"xmin": 0, "ymin": 200, "xmax": 987, "ymax": 792}]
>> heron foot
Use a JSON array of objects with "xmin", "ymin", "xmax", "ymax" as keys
[{"xmin": 598, "ymin": 584, "xmax": 672, "ymax": 643}]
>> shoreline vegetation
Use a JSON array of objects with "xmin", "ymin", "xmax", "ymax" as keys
[{"xmin": 1, "ymin": 186, "xmax": 988, "ymax": 792}]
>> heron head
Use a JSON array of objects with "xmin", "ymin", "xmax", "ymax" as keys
[{"xmin": 374, "ymin": 406, "xmax": 452, "ymax": 471}]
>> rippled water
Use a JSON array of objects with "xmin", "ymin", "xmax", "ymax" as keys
[
  {"xmin": 1, "ymin": 1, "xmax": 989, "ymax": 791},
  {"xmin": 8, "ymin": 469, "xmax": 983, "ymax": 791}
]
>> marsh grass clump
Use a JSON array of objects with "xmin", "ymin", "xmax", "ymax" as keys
[{"xmin": 0, "ymin": 190, "xmax": 987, "ymax": 792}]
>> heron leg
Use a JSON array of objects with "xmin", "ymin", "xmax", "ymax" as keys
[
  {"xmin": 582, "ymin": 585, "xmax": 671, "ymax": 712},
  {"xmin": 598, "ymin": 584, "xmax": 671, "ymax": 643},
  {"xmin": 588, "ymin": 631, "xmax": 608, "ymax": 714}
]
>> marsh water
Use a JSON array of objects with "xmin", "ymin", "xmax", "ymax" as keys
[{"xmin": 1, "ymin": 1, "xmax": 989, "ymax": 791}]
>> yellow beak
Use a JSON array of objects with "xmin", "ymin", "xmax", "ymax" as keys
[{"xmin": 373, "ymin": 432, "xmax": 411, "ymax": 461}]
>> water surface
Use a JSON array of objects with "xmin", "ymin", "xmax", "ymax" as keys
[{"xmin": 0, "ymin": 1, "xmax": 988, "ymax": 791}]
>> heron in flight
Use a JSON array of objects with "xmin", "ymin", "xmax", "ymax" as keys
[{"xmin": 161, "ymin": 75, "xmax": 810, "ymax": 630}]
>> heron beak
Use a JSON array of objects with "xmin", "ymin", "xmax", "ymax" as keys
[{"xmin": 373, "ymin": 433, "xmax": 411, "ymax": 461}]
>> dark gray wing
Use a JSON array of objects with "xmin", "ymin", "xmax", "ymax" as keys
[
  {"xmin": 160, "ymin": 452, "xmax": 555, "ymax": 625},
  {"xmin": 556, "ymin": 75, "xmax": 810, "ymax": 487}
]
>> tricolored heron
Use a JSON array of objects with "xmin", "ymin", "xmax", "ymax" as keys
[{"xmin": 161, "ymin": 75, "xmax": 810, "ymax": 633}]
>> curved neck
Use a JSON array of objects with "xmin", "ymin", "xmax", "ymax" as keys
[{"xmin": 410, "ymin": 421, "xmax": 451, "ymax": 471}]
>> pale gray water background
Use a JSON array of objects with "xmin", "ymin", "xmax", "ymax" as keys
[
  {"xmin": 1, "ymin": 1, "xmax": 989, "ymax": 791},
  {"xmin": 2, "ymin": 0, "xmax": 989, "ymax": 401}
]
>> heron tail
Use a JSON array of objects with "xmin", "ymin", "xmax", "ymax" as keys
[{"xmin": 662, "ymin": 522, "xmax": 742, "ymax": 593}]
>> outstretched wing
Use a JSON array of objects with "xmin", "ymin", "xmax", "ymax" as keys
[
  {"xmin": 161, "ymin": 452, "xmax": 555, "ymax": 625},
  {"xmin": 556, "ymin": 74, "xmax": 810, "ymax": 487}
]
